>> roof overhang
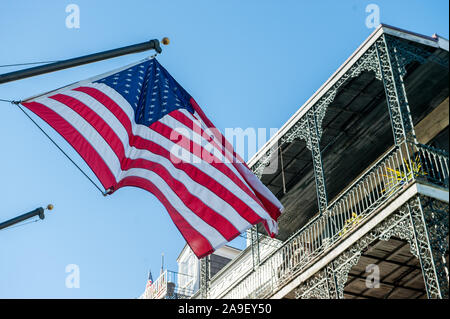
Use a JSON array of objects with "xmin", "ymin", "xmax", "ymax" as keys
[
  {"xmin": 247, "ymin": 24, "xmax": 449, "ymax": 240},
  {"xmin": 248, "ymin": 24, "xmax": 448, "ymax": 169}
]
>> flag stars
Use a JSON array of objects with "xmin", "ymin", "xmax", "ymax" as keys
[{"xmin": 95, "ymin": 60, "xmax": 193, "ymax": 127}]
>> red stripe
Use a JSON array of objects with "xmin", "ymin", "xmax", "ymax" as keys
[
  {"xmin": 189, "ymin": 98, "xmax": 282, "ymax": 226},
  {"xmin": 75, "ymin": 86, "xmax": 261, "ymax": 204},
  {"xmin": 235, "ymin": 161, "xmax": 282, "ymax": 220},
  {"xmin": 123, "ymin": 158, "xmax": 242, "ymax": 241},
  {"xmin": 117, "ymin": 176, "xmax": 214, "ymax": 258},
  {"xmin": 50, "ymin": 92, "xmax": 243, "ymax": 240},
  {"xmin": 169, "ymin": 109, "xmax": 277, "ymax": 218},
  {"xmin": 169, "ymin": 110, "xmax": 235, "ymax": 166},
  {"xmin": 150, "ymin": 120, "xmax": 267, "ymax": 209},
  {"xmin": 74, "ymin": 86, "xmax": 268, "ymax": 223},
  {"xmin": 190, "ymin": 98, "xmax": 245, "ymax": 163},
  {"xmin": 21, "ymin": 101, "xmax": 116, "ymax": 190},
  {"xmin": 50, "ymin": 93, "xmax": 126, "ymax": 162}
]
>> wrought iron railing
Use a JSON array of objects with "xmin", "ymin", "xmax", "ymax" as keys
[
  {"xmin": 140, "ymin": 270, "xmax": 194, "ymax": 299},
  {"xmin": 216, "ymin": 141, "xmax": 448, "ymax": 299}
]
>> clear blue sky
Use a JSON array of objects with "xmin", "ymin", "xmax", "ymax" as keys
[{"xmin": 0, "ymin": 0, "xmax": 448, "ymax": 298}]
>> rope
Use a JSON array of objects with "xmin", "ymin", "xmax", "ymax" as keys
[
  {"xmin": 0, "ymin": 98, "xmax": 16, "ymax": 103},
  {"xmin": 0, "ymin": 218, "xmax": 40, "ymax": 231},
  {"xmin": 0, "ymin": 61, "xmax": 61, "ymax": 68},
  {"xmin": 11, "ymin": 101, "xmax": 106, "ymax": 195}
]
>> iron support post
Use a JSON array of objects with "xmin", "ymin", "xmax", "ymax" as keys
[
  {"xmin": 307, "ymin": 110, "xmax": 328, "ymax": 214},
  {"xmin": 200, "ymin": 256, "xmax": 210, "ymax": 298}
]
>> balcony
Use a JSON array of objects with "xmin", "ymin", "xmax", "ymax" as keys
[
  {"xmin": 192, "ymin": 25, "xmax": 449, "ymax": 299},
  {"xmin": 140, "ymin": 270, "xmax": 194, "ymax": 299},
  {"xmin": 205, "ymin": 141, "xmax": 448, "ymax": 299}
]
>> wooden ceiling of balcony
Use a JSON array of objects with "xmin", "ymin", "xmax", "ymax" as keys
[
  {"xmin": 256, "ymin": 45, "xmax": 449, "ymax": 241},
  {"xmin": 344, "ymin": 237, "xmax": 431, "ymax": 299}
]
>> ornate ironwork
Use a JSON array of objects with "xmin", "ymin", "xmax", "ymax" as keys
[
  {"xmin": 281, "ymin": 44, "xmax": 382, "ymax": 148},
  {"xmin": 218, "ymin": 32, "xmax": 449, "ymax": 300},
  {"xmin": 376, "ymin": 35, "xmax": 418, "ymax": 145},
  {"xmin": 295, "ymin": 197, "xmax": 424, "ymax": 299},
  {"xmin": 314, "ymin": 45, "xmax": 382, "ymax": 138},
  {"xmin": 252, "ymin": 149, "xmax": 273, "ymax": 179},
  {"xmin": 388, "ymin": 36, "xmax": 449, "ymax": 77},
  {"xmin": 295, "ymin": 269, "xmax": 329, "ymax": 299},
  {"xmin": 295, "ymin": 194, "xmax": 449, "ymax": 299},
  {"xmin": 308, "ymin": 110, "xmax": 328, "ymax": 213},
  {"xmin": 408, "ymin": 196, "xmax": 449, "ymax": 299},
  {"xmin": 213, "ymin": 138, "xmax": 448, "ymax": 299},
  {"xmin": 200, "ymin": 256, "xmax": 210, "ymax": 298},
  {"xmin": 251, "ymin": 225, "xmax": 261, "ymax": 269},
  {"xmin": 281, "ymin": 117, "xmax": 309, "ymax": 146}
]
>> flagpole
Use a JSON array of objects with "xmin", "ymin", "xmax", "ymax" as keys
[
  {"xmin": 0, "ymin": 38, "xmax": 168, "ymax": 85},
  {"xmin": 0, "ymin": 205, "xmax": 54, "ymax": 231}
]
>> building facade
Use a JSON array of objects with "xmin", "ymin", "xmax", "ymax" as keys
[
  {"xmin": 139, "ymin": 245, "xmax": 241, "ymax": 299},
  {"xmin": 143, "ymin": 24, "xmax": 449, "ymax": 299}
]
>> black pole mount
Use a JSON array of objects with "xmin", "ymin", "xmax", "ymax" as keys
[
  {"xmin": 0, "ymin": 204, "xmax": 54, "ymax": 231},
  {"xmin": 0, "ymin": 38, "xmax": 164, "ymax": 85}
]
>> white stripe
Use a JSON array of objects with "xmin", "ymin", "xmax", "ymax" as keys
[
  {"xmin": 160, "ymin": 112, "xmax": 252, "ymax": 187},
  {"xmin": 164, "ymin": 110, "xmax": 230, "ymax": 163},
  {"xmin": 55, "ymin": 82, "xmax": 278, "ymax": 235},
  {"xmin": 121, "ymin": 168, "xmax": 227, "ymax": 250},
  {"xmin": 160, "ymin": 111, "xmax": 280, "ymax": 230},
  {"xmin": 31, "ymin": 96, "xmax": 229, "ymax": 248},
  {"xmin": 192, "ymin": 109, "xmax": 283, "ymax": 215},
  {"xmin": 83, "ymin": 83, "xmax": 277, "ymax": 225},
  {"xmin": 32, "ymin": 96, "xmax": 121, "ymax": 177},
  {"xmin": 125, "ymin": 145, "xmax": 252, "ymax": 232},
  {"xmin": 23, "ymin": 57, "xmax": 154, "ymax": 103},
  {"xmin": 182, "ymin": 110, "xmax": 238, "ymax": 163},
  {"xmin": 59, "ymin": 89, "xmax": 252, "ymax": 232},
  {"xmin": 179, "ymin": 110, "xmax": 278, "ymax": 219},
  {"xmin": 192, "ymin": 111, "xmax": 245, "ymax": 163},
  {"xmin": 192, "ymin": 111, "xmax": 282, "ymax": 234}
]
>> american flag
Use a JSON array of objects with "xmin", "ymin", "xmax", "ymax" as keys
[
  {"xmin": 21, "ymin": 57, "xmax": 283, "ymax": 258},
  {"xmin": 146, "ymin": 270, "xmax": 153, "ymax": 289}
]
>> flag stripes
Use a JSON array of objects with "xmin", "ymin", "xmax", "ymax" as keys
[{"xmin": 21, "ymin": 58, "xmax": 283, "ymax": 258}]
